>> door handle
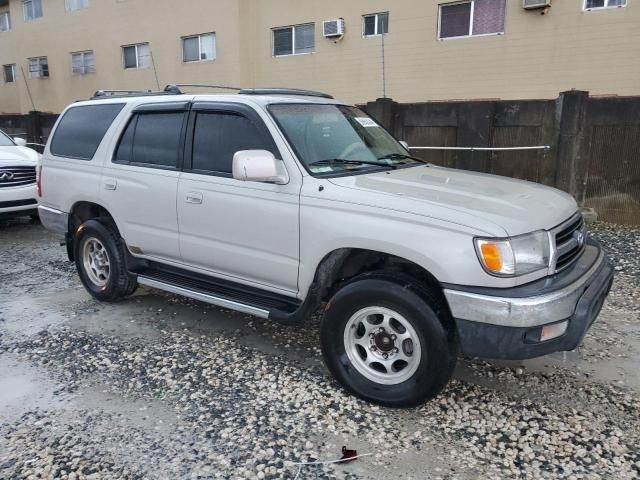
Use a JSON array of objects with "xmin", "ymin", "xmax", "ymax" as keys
[
  {"xmin": 103, "ymin": 178, "xmax": 117, "ymax": 191},
  {"xmin": 185, "ymin": 192, "xmax": 203, "ymax": 204}
]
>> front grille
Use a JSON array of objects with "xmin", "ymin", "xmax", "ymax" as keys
[
  {"xmin": 0, "ymin": 166, "xmax": 37, "ymax": 188},
  {"xmin": 554, "ymin": 214, "xmax": 586, "ymax": 272}
]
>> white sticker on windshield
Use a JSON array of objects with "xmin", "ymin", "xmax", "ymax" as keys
[{"xmin": 355, "ymin": 117, "xmax": 378, "ymax": 128}]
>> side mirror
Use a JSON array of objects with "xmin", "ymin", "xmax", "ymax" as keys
[
  {"xmin": 399, "ymin": 141, "xmax": 409, "ymax": 150},
  {"xmin": 232, "ymin": 150, "xmax": 288, "ymax": 185},
  {"xmin": 14, "ymin": 137, "xmax": 27, "ymax": 147}
]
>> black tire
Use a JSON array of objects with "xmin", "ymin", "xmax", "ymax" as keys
[
  {"xmin": 73, "ymin": 219, "xmax": 137, "ymax": 302},
  {"xmin": 320, "ymin": 273, "xmax": 457, "ymax": 408}
]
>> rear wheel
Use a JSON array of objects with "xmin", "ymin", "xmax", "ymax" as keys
[
  {"xmin": 74, "ymin": 219, "xmax": 137, "ymax": 302},
  {"xmin": 321, "ymin": 274, "xmax": 457, "ymax": 407}
]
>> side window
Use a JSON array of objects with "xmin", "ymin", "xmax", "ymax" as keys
[
  {"xmin": 191, "ymin": 112, "xmax": 278, "ymax": 175},
  {"xmin": 114, "ymin": 112, "xmax": 185, "ymax": 168},
  {"xmin": 50, "ymin": 103, "xmax": 124, "ymax": 160}
]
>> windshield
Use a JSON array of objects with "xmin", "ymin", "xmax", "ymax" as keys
[
  {"xmin": 0, "ymin": 130, "xmax": 15, "ymax": 147},
  {"xmin": 269, "ymin": 104, "xmax": 419, "ymax": 176}
]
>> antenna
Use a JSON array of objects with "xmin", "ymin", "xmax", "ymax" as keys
[{"xmin": 150, "ymin": 50, "xmax": 161, "ymax": 90}]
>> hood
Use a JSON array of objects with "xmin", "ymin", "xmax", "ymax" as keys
[
  {"xmin": 328, "ymin": 165, "xmax": 578, "ymax": 236},
  {"xmin": 0, "ymin": 146, "xmax": 40, "ymax": 167}
]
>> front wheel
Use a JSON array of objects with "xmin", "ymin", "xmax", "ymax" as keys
[{"xmin": 320, "ymin": 275, "xmax": 457, "ymax": 407}]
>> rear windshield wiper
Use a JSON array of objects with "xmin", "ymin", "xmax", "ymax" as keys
[
  {"xmin": 309, "ymin": 158, "xmax": 396, "ymax": 169},
  {"xmin": 378, "ymin": 153, "xmax": 429, "ymax": 164}
]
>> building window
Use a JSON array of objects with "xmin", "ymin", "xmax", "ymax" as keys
[
  {"xmin": 72, "ymin": 51, "xmax": 95, "ymax": 75},
  {"xmin": 438, "ymin": 0, "xmax": 506, "ymax": 40},
  {"xmin": 22, "ymin": 0, "xmax": 43, "ymax": 21},
  {"xmin": 0, "ymin": 12, "xmax": 11, "ymax": 31},
  {"xmin": 363, "ymin": 12, "xmax": 389, "ymax": 36},
  {"xmin": 584, "ymin": 0, "xmax": 626, "ymax": 9},
  {"xmin": 272, "ymin": 23, "xmax": 314, "ymax": 57},
  {"xmin": 182, "ymin": 33, "xmax": 216, "ymax": 63},
  {"xmin": 122, "ymin": 43, "xmax": 151, "ymax": 69},
  {"xmin": 28, "ymin": 56, "xmax": 49, "ymax": 78},
  {"xmin": 65, "ymin": 0, "xmax": 89, "ymax": 12},
  {"xmin": 3, "ymin": 64, "xmax": 16, "ymax": 83}
]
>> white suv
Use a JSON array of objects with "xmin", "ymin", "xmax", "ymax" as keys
[
  {"xmin": 0, "ymin": 130, "xmax": 39, "ymax": 220},
  {"xmin": 38, "ymin": 86, "xmax": 614, "ymax": 407}
]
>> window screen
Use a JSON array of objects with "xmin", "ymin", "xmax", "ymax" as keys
[
  {"xmin": 51, "ymin": 104, "xmax": 124, "ymax": 160},
  {"xmin": 0, "ymin": 12, "xmax": 11, "ymax": 31},
  {"xmin": 439, "ymin": 0, "xmax": 505, "ymax": 39},
  {"xmin": 192, "ymin": 112, "xmax": 278, "ymax": 174},
  {"xmin": 586, "ymin": 0, "xmax": 625, "ymax": 7},
  {"xmin": 183, "ymin": 37, "xmax": 200, "ymax": 62},
  {"xmin": 122, "ymin": 46, "xmax": 137, "ymax": 68},
  {"xmin": 65, "ymin": 0, "xmax": 88, "ymax": 11},
  {"xmin": 273, "ymin": 27, "xmax": 293, "ymax": 56},
  {"xmin": 3, "ymin": 64, "xmax": 15, "ymax": 83},
  {"xmin": 363, "ymin": 15, "xmax": 376, "ymax": 36},
  {"xmin": 472, "ymin": 0, "xmax": 505, "ymax": 35},
  {"xmin": 22, "ymin": 0, "xmax": 43, "ymax": 21},
  {"xmin": 439, "ymin": 3, "xmax": 471, "ymax": 39},
  {"xmin": 126, "ymin": 113, "xmax": 184, "ymax": 168},
  {"xmin": 294, "ymin": 24, "xmax": 314, "ymax": 54},
  {"xmin": 378, "ymin": 13, "xmax": 389, "ymax": 34},
  {"xmin": 200, "ymin": 34, "xmax": 215, "ymax": 60}
]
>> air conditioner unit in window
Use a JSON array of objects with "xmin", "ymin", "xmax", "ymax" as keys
[
  {"xmin": 323, "ymin": 19, "xmax": 345, "ymax": 38},
  {"xmin": 523, "ymin": 0, "xmax": 551, "ymax": 9}
]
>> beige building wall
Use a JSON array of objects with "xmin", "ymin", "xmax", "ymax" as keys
[{"xmin": 0, "ymin": 0, "xmax": 639, "ymax": 114}]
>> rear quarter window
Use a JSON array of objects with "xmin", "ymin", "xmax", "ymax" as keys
[{"xmin": 50, "ymin": 103, "xmax": 125, "ymax": 160}]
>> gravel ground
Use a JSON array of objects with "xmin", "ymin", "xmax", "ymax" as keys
[{"xmin": 0, "ymin": 218, "xmax": 639, "ymax": 479}]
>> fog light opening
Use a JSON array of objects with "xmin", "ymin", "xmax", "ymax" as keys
[{"xmin": 540, "ymin": 320, "xmax": 569, "ymax": 342}]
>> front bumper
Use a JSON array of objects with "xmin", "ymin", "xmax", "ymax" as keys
[
  {"xmin": 0, "ymin": 184, "xmax": 38, "ymax": 216},
  {"xmin": 444, "ymin": 239, "xmax": 613, "ymax": 360}
]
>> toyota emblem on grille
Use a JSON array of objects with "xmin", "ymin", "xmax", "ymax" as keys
[{"xmin": 0, "ymin": 170, "xmax": 14, "ymax": 181}]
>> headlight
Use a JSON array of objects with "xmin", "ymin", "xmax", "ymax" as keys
[{"xmin": 474, "ymin": 230, "xmax": 550, "ymax": 277}]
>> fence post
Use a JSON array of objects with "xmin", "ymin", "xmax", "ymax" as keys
[
  {"xmin": 25, "ymin": 110, "xmax": 43, "ymax": 145},
  {"xmin": 365, "ymin": 98, "xmax": 399, "ymax": 136},
  {"xmin": 555, "ymin": 90, "xmax": 589, "ymax": 199}
]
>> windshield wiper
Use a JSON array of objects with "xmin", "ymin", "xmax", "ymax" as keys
[
  {"xmin": 309, "ymin": 158, "xmax": 396, "ymax": 169},
  {"xmin": 378, "ymin": 153, "xmax": 429, "ymax": 164}
]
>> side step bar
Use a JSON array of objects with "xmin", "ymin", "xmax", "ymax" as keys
[
  {"xmin": 137, "ymin": 276, "xmax": 270, "ymax": 319},
  {"xmin": 129, "ymin": 260, "xmax": 319, "ymax": 325}
]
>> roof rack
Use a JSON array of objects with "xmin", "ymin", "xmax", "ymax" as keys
[
  {"xmin": 91, "ymin": 85, "xmax": 182, "ymax": 100},
  {"xmin": 238, "ymin": 88, "xmax": 334, "ymax": 99},
  {"xmin": 90, "ymin": 85, "xmax": 333, "ymax": 100},
  {"xmin": 167, "ymin": 83, "xmax": 241, "ymax": 92}
]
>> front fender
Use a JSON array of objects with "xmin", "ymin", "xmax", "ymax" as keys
[{"xmin": 298, "ymin": 199, "xmax": 486, "ymax": 298}]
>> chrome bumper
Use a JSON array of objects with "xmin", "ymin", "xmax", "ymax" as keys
[
  {"xmin": 38, "ymin": 206, "xmax": 68, "ymax": 235},
  {"xmin": 444, "ymin": 245, "xmax": 608, "ymax": 328}
]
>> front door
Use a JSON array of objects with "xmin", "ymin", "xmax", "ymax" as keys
[{"xmin": 177, "ymin": 102, "xmax": 300, "ymax": 294}]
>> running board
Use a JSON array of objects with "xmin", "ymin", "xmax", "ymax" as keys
[{"xmin": 137, "ymin": 276, "xmax": 271, "ymax": 319}]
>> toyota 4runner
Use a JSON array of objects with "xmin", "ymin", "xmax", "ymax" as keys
[{"xmin": 38, "ymin": 86, "xmax": 614, "ymax": 407}]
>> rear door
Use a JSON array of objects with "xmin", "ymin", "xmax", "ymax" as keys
[
  {"xmin": 100, "ymin": 102, "xmax": 189, "ymax": 261},
  {"xmin": 177, "ymin": 102, "xmax": 300, "ymax": 294}
]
